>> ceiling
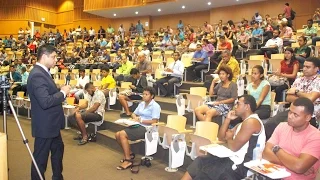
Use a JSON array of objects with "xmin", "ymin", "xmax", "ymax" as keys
[{"xmin": 85, "ymin": 0, "xmax": 266, "ymax": 19}]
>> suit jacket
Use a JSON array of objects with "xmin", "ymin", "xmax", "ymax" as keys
[
  {"xmin": 27, "ymin": 65, "xmax": 65, "ymax": 138},
  {"xmin": 131, "ymin": 75, "xmax": 147, "ymax": 93},
  {"xmin": 6, "ymin": 71, "xmax": 21, "ymax": 82}
]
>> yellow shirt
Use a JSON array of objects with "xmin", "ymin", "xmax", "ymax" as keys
[
  {"xmin": 0, "ymin": 65, "xmax": 9, "ymax": 76},
  {"xmin": 217, "ymin": 57, "xmax": 240, "ymax": 82},
  {"xmin": 101, "ymin": 75, "xmax": 116, "ymax": 89}
]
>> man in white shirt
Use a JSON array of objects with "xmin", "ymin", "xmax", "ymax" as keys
[
  {"xmin": 118, "ymin": 24, "xmax": 125, "ymax": 40},
  {"xmin": 73, "ymin": 69, "xmax": 90, "ymax": 101},
  {"xmin": 254, "ymin": 12, "xmax": 263, "ymax": 24},
  {"xmin": 155, "ymin": 52, "xmax": 184, "ymax": 97},
  {"xmin": 141, "ymin": 45, "xmax": 150, "ymax": 60},
  {"xmin": 89, "ymin": 27, "xmax": 95, "ymax": 41},
  {"xmin": 259, "ymin": 29, "xmax": 283, "ymax": 60},
  {"xmin": 18, "ymin": 28, "xmax": 24, "ymax": 40}
]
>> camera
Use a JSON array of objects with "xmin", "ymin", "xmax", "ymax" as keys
[{"xmin": 140, "ymin": 157, "xmax": 152, "ymax": 168}]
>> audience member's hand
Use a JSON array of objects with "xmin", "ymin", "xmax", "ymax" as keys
[
  {"xmin": 226, "ymin": 110, "xmax": 238, "ymax": 120},
  {"xmin": 61, "ymin": 85, "xmax": 71, "ymax": 95},
  {"xmin": 286, "ymin": 88, "xmax": 296, "ymax": 95},
  {"xmin": 129, "ymin": 85, "xmax": 135, "ymax": 89}
]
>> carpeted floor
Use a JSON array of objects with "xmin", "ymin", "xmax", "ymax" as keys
[{"xmin": 0, "ymin": 115, "xmax": 184, "ymax": 180}]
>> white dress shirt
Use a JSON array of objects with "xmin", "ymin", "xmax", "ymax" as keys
[{"xmin": 167, "ymin": 60, "xmax": 184, "ymax": 78}]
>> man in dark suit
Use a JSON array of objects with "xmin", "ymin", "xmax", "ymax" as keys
[
  {"xmin": 27, "ymin": 44, "xmax": 71, "ymax": 180},
  {"xmin": 118, "ymin": 68, "xmax": 147, "ymax": 117}
]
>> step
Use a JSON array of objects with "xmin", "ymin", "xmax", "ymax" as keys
[
  {"xmin": 96, "ymin": 129, "xmax": 194, "ymax": 170},
  {"xmin": 155, "ymin": 96, "xmax": 178, "ymax": 112},
  {"xmin": 179, "ymin": 81, "xmax": 204, "ymax": 90}
]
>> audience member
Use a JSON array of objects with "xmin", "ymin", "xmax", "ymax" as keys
[
  {"xmin": 119, "ymin": 68, "xmax": 147, "ymax": 117},
  {"xmin": 247, "ymin": 65, "xmax": 271, "ymax": 119},
  {"xmin": 155, "ymin": 52, "xmax": 184, "ymax": 97},
  {"xmin": 70, "ymin": 82, "xmax": 106, "ymax": 145},
  {"xmin": 115, "ymin": 55, "xmax": 134, "ymax": 82},
  {"xmin": 100, "ymin": 66, "xmax": 116, "ymax": 96},
  {"xmin": 187, "ymin": 44, "xmax": 209, "ymax": 82},
  {"xmin": 115, "ymin": 87, "xmax": 160, "ymax": 170},
  {"xmin": 294, "ymin": 36, "xmax": 311, "ymax": 68},
  {"xmin": 181, "ymin": 95, "xmax": 265, "ymax": 180},
  {"xmin": 259, "ymin": 30, "xmax": 283, "ymax": 60},
  {"xmin": 73, "ymin": 69, "xmax": 90, "ymax": 101},
  {"xmin": 303, "ymin": 19, "xmax": 318, "ymax": 46},
  {"xmin": 250, "ymin": 22, "xmax": 264, "ymax": 48},
  {"xmin": 283, "ymin": 3, "xmax": 293, "ymax": 27},
  {"xmin": 263, "ymin": 97, "xmax": 320, "ymax": 180},
  {"xmin": 195, "ymin": 65, "xmax": 237, "ymax": 122},
  {"xmin": 270, "ymin": 48, "xmax": 299, "ymax": 102},
  {"xmin": 135, "ymin": 52, "xmax": 151, "ymax": 75},
  {"xmin": 265, "ymin": 57, "xmax": 320, "ymax": 140},
  {"xmin": 7, "ymin": 65, "xmax": 22, "ymax": 95}
]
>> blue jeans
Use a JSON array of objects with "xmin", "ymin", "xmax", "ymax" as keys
[{"xmin": 312, "ymin": 36, "xmax": 320, "ymax": 46}]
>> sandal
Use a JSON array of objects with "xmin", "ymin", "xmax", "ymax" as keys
[
  {"xmin": 130, "ymin": 163, "xmax": 140, "ymax": 174},
  {"xmin": 116, "ymin": 159, "xmax": 132, "ymax": 170},
  {"xmin": 78, "ymin": 138, "xmax": 88, "ymax": 145},
  {"xmin": 120, "ymin": 153, "xmax": 135, "ymax": 163}
]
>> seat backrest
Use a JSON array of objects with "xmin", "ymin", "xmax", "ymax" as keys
[
  {"xmin": 69, "ymin": 79, "xmax": 77, "ymax": 87},
  {"xmin": 78, "ymin": 99, "xmax": 87, "ymax": 106},
  {"xmin": 93, "ymin": 80, "xmax": 101, "ymax": 87},
  {"xmin": 92, "ymin": 69, "xmax": 101, "ymax": 75},
  {"xmin": 166, "ymin": 115, "xmax": 187, "ymax": 132},
  {"xmin": 269, "ymin": 59, "xmax": 282, "ymax": 72},
  {"xmin": 61, "ymin": 69, "xmax": 69, "ymax": 74},
  {"xmin": 152, "ymin": 58, "xmax": 163, "ymax": 64},
  {"xmin": 291, "ymin": 42, "xmax": 299, "ymax": 48},
  {"xmin": 186, "ymin": 94, "xmax": 204, "ymax": 110},
  {"xmin": 190, "ymin": 87, "xmax": 206, "ymax": 98},
  {"xmin": 121, "ymin": 82, "xmax": 132, "ymax": 89},
  {"xmin": 270, "ymin": 92, "xmax": 276, "ymax": 114},
  {"xmin": 155, "ymin": 68, "xmax": 165, "ymax": 80},
  {"xmin": 150, "ymin": 61, "xmax": 161, "ymax": 74},
  {"xmin": 72, "ymin": 69, "xmax": 79, "ymax": 74},
  {"xmin": 247, "ymin": 60, "xmax": 263, "ymax": 70},
  {"xmin": 85, "ymin": 69, "xmax": 90, "ymax": 75},
  {"xmin": 59, "ymin": 73, "xmax": 66, "ymax": 80},
  {"xmin": 249, "ymin": 55, "xmax": 264, "ymax": 61},
  {"xmin": 194, "ymin": 121, "xmax": 219, "ymax": 142},
  {"xmin": 316, "ymin": 41, "xmax": 320, "ymax": 47},
  {"xmin": 181, "ymin": 53, "xmax": 193, "ymax": 68},
  {"xmin": 166, "ymin": 57, "xmax": 174, "ymax": 66},
  {"xmin": 91, "ymin": 73, "xmax": 98, "ymax": 81},
  {"xmin": 271, "ymin": 54, "xmax": 284, "ymax": 60}
]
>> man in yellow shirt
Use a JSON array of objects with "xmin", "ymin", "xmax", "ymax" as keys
[
  {"xmin": 204, "ymin": 50, "xmax": 240, "ymax": 91},
  {"xmin": 100, "ymin": 66, "xmax": 116, "ymax": 96}
]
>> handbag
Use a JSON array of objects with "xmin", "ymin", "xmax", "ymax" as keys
[{"xmin": 268, "ymin": 75, "xmax": 287, "ymax": 86}]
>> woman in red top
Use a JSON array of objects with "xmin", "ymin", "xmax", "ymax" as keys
[{"xmin": 271, "ymin": 47, "xmax": 299, "ymax": 102}]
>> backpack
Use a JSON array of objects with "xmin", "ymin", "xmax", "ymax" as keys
[{"xmin": 291, "ymin": 9, "xmax": 296, "ymax": 20}]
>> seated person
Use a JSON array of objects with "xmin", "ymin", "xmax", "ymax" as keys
[
  {"xmin": 181, "ymin": 95, "xmax": 266, "ymax": 180},
  {"xmin": 294, "ymin": 36, "xmax": 311, "ymax": 68},
  {"xmin": 259, "ymin": 30, "xmax": 283, "ymax": 61},
  {"xmin": 211, "ymin": 36, "xmax": 232, "ymax": 68},
  {"xmin": 73, "ymin": 69, "xmax": 90, "ymax": 100},
  {"xmin": 204, "ymin": 50, "xmax": 239, "ymax": 91},
  {"xmin": 115, "ymin": 55, "xmax": 134, "ymax": 82},
  {"xmin": 100, "ymin": 66, "xmax": 116, "ymax": 96},
  {"xmin": 186, "ymin": 44, "xmax": 209, "ymax": 82},
  {"xmin": 135, "ymin": 52, "xmax": 151, "ymax": 76},
  {"xmin": 115, "ymin": 87, "xmax": 160, "ymax": 170},
  {"xmin": 237, "ymin": 26, "xmax": 250, "ymax": 49},
  {"xmin": 155, "ymin": 52, "xmax": 184, "ymax": 97},
  {"xmin": 247, "ymin": 65, "xmax": 271, "ymax": 119},
  {"xmin": 70, "ymin": 82, "xmax": 106, "ymax": 145},
  {"xmin": 303, "ymin": 19, "xmax": 319, "ymax": 46},
  {"xmin": 249, "ymin": 22, "xmax": 264, "ymax": 48},
  {"xmin": 16, "ymin": 66, "xmax": 29, "ymax": 95},
  {"xmin": 279, "ymin": 21, "xmax": 293, "ymax": 46},
  {"xmin": 195, "ymin": 65, "xmax": 237, "ymax": 122},
  {"xmin": 265, "ymin": 57, "xmax": 320, "ymax": 140},
  {"xmin": 270, "ymin": 47, "xmax": 299, "ymax": 102},
  {"xmin": 263, "ymin": 97, "xmax": 320, "ymax": 180},
  {"xmin": 119, "ymin": 68, "xmax": 147, "ymax": 117},
  {"xmin": 7, "ymin": 65, "xmax": 22, "ymax": 95}
]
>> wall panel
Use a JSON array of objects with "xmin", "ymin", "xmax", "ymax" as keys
[
  {"xmin": 0, "ymin": 0, "xmax": 27, "ymax": 6},
  {"xmin": 0, "ymin": 20, "xmax": 29, "ymax": 37},
  {"xmin": 57, "ymin": 0, "xmax": 74, "ymax": 12},
  {"xmin": 0, "ymin": 7, "xmax": 26, "ymax": 19},
  {"xmin": 25, "ymin": 7, "xmax": 56, "ymax": 24},
  {"xmin": 84, "ymin": 0, "xmax": 142, "ymax": 11},
  {"xmin": 151, "ymin": 11, "xmax": 210, "ymax": 31},
  {"xmin": 26, "ymin": 0, "xmax": 57, "ymax": 12},
  {"xmin": 57, "ymin": 11, "xmax": 74, "ymax": 25},
  {"xmin": 209, "ymin": 0, "xmax": 320, "ymax": 29}
]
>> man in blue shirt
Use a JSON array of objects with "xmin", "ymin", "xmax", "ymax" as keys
[
  {"xmin": 177, "ymin": 20, "xmax": 184, "ymax": 31},
  {"xmin": 136, "ymin": 20, "xmax": 144, "ymax": 36},
  {"xmin": 186, "ymin": 44, "xmax": 209, "ymax": 82},
  {"xmin": 155, "ymin": 52, "xmax": 184, "ymax": 97},
  {"xmin": 250, "ymin": 22, "xmax": 264, "ymax": 48}
]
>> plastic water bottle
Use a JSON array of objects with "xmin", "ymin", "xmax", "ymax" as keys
[{"xmin": 252, "ymin": 144, "xmax": 262, "ymax": 161}]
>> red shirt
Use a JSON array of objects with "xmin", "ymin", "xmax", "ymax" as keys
[
  {"xmin": 219, "ymin": 42, "xmax": 232, "ymax": 51},
  {"xmin": 280, "ymin": 60, "xmax": 298, "ymax": 79},
  {"xmin": 284, "ymin": 6, "xmax": 291, "ymax": 18}
]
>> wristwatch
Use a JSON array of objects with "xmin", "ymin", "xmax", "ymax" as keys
[
  {"xmin": 272, "ymin": 145, "xmax": 281, "ymax": 154},
  {"xmin": 295, "ymin": 89, "xmax": 300, "ymax": 95}
]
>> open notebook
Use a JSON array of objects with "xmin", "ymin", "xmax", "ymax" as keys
[
  {"xmin": 244, "ymin": 159, "xmax": 291, "ymax": 179},
  {"xmin": 200, "ymin": 144, "xmax": 235, "ymax": 158}
]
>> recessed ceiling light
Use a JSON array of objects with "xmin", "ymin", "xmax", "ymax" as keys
[
  {"xmin": 236, "ymin": 0, "xmax": 239, "ymax": 1},
  {"xmin": 208, "ymin": 2, "xmax": 212, "ymax": 5},
  {"xmin": 135, "ymin": 11, "xmax": 139, "ymax": 14},
  {"xmin": 113, "ymin": 13, "xmax": 116, "ymax": 16},
  {"xmin": 158, "ymin": 9, "xmax": 161, "ymax": 12},
  {"xmin": 182, "ymin": 5, "xmax": 185, "ymax": 9}
]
